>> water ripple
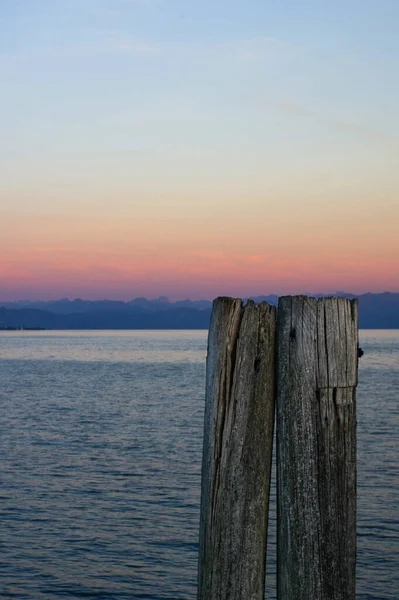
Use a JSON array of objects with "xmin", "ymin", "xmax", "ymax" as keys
[{"xmin": 0, "ymin": 330, "xmax": 398, "ymax": 599}]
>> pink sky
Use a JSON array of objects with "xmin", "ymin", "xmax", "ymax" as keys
[
  {"xmin": 2, "ymin": 2, "xmax": 398, "ymax": 301},
  {"xmin": 1, "ymin": 206, "xmax": 398, "ymax": 301}
]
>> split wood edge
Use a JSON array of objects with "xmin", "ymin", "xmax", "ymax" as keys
[
  {"xmin": 277, "ymin": 296, "xmax": 358, "ymax": 600},
  {"xmin": 198, "ymin": 295, "xmax": 358, "ymax": 600},
  {"xmin": 198, "ymin": 297, "xmax": 276, "ymax": 600}
]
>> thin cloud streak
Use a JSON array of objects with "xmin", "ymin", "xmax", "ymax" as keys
[
  {"xmin": 269, "ymin": 99, "xmax": 399, "ymax": 146},
  {"xmin": 1, "ymin": 31, "xmax": 292, "ymax": 63},
  {"xmin": 228, "ymin": 36, "xmax": 294, "ymax": 63}
]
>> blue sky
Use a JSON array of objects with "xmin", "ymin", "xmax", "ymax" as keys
[
  {"xmin": 1, "ymin": 1, "xmax": 398, "ymax": 299},
  {"xmin": 2, "ymin": 0, "xmax": 398, "ymax": 186}
]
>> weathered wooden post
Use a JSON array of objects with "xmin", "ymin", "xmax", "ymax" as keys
[
  {"xmin": 198, "ymin": 297, "xmax": 276, "ymax": 600},
  {"xmin": 277, "ymin": 296, "xmax": 358, "ymax": 600}
]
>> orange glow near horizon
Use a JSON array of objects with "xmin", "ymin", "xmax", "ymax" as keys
[
  {"xmin": 1, "ymin": 205, "xmax": 398, "ymax": 300},
  {"xmin": 2, "ymin": 0, "xmax": 399, "ymax": 302}
]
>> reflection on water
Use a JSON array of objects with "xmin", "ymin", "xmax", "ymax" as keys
[
  {"xmin": 0, "ymin": 330, "xmax": 206, "ymax": 364},
  {"xmin": 0, "ymin": 330, "xmax": 398, "ymax": 599}
]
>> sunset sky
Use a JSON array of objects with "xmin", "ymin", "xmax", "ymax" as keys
[{"xmin": 1, "ymin": 0, "xmax": 398, "ymax": 300}]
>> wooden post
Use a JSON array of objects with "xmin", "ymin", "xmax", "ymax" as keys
[
  {"xmin": 198, "ymin": 297, "xmax": 276, "ymax": 600},
  {"xmin": 276, "ymin": 296, "xmax": 358, "ymax": 600}
]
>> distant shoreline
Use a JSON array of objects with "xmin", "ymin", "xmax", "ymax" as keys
[
  {"xmin": 1, "ymin": 293, "xmax": 399, "ymax": 329},
  {"xmin": 1, "ymin": 327, "xmax": 398, "ymax": 332},
  {"xmin": 0, "ymin": 326, "xmax": 46, "ymax": 331}
]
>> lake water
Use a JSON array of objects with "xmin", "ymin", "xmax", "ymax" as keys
[{"xmin": 0, "ymin": 330, "xmax": 398, "ymax": 599}]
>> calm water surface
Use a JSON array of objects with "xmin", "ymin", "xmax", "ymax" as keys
[{"xmin": 0, "ymin": 330, "xmax": 398, "ymax": 599}]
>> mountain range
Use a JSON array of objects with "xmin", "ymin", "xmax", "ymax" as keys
[{"xmin": 0, "ymin": 293, "xmax": 398, "ymax": 329}]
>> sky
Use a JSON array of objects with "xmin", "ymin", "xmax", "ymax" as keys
[{"xmin": 1, "ymin": 0, "xmax": 398, "ymax": 300}]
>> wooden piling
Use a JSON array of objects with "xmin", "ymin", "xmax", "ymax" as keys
[
  {"xmin": 198, "ymin": 297, "xmax": 276, "ymax": 600},
  {"xmin": 276, "ymin": 296, "xmax": 358, "ymax": 600}
]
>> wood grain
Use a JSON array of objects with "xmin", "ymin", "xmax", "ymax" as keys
[
  {"xmin": 276, "ymin": 296, "xmax": 358, "ymax": 600},
  {"xmin": 198, "ymin": 297, "xmax": 276, "ymax": 600}
]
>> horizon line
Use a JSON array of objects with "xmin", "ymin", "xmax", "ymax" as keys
[{"xmin": 2, "ymin": 290, "xmax": 399, "ymax": 304}]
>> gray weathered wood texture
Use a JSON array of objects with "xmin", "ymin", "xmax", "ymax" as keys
[
  {"xmin": 277, "ymin": 296, "xmax": 358, "ymax": 600},
  {"xmin": 198, "ymin": 297, "xmax": 276, "ymax": 600}
]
